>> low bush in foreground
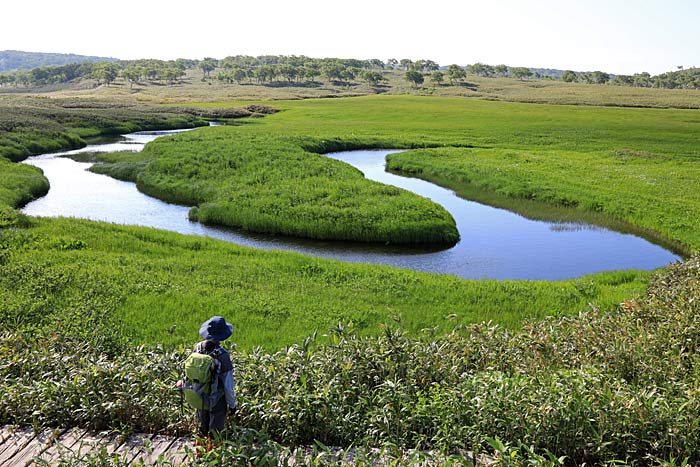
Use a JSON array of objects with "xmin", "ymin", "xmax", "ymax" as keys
[{"xmin": 1, "ymin": 253, "xmax": 698, "ymax": 465}]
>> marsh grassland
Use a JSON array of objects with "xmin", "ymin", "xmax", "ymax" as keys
[
  {"xmin": 1, "ymin": 79, "xmax": 700, "ymax": 465},
  {"xmin": 96, "ymin": 95, "xmax": 700, "ymax": 252}
]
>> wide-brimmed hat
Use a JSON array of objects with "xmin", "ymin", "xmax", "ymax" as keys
[{"xmin": 199, "ymin": 316, "xmax": 234, "ymax": 342}]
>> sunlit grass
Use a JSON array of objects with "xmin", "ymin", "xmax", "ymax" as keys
[
  {"xmin": 0, "ymin": 158, "xmax": 48, "ymax": 208},
  {"xmin": 0, "ymin": 217, "xmax": 650, "ymax": 350},
  {"xmin": 94, "ymin": 94, "xmax": 700, "ymax": 251},
  {"xmin": 386, "ymin": 146, "xmax": 699, "ymax": 254}
]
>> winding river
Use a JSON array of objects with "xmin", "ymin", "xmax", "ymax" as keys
[{"xmin": 21, "ymin": 127, "xmax": 681, "ymax": 280}]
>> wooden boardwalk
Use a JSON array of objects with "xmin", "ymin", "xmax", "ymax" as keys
[{"xmin": 0, "ymin": 426, "xmax": 191, "ymax": 466}]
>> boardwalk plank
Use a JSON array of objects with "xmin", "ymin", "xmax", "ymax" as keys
[
  {"xmin": 112, "ymin": 433, "xmax": 152, "ymax": 465},
  {"xmin": 35, "ymin": 428, "xmax": 87, "ymax": 466},
  {"xmin": 161, "ymin": 437, "xmax": 192, "ymax": 466},
  {"xmin": 101, "ymin": 432, "xmax": 128, "ymax": 457},
  {"xmin": 141, "ymin": 436, "xmax": 177, "ymax": 465},
  {"xmin": 10, "ymin": 428, "xmax": 59, "ymax": 467},
  {"xmin": 62, "ymin": 430, "xmax": 114, "ymax": 462},
  {"xmin": 0, "ymin": 427, "xmax": 15, "ymax": 450},
  {"xmin": 0, "ymin": 428, "xmax": 36, "ymax": 466},
  {"xmin": 0, "ymin": 426, "xmax": 196, "ymax": 467},
  {"xmin": 0, "ymin": 427, "xmax": 17, "ymax": 457}
]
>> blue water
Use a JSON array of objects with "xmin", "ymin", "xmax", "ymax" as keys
[{"xmin": 22, "ymin": 129, "xmax": 681, "ymax": 280}]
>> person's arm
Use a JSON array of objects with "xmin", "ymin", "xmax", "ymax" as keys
[{"xmin": 221, "ymin": 369, "xmax": 236, "ymax": 411}]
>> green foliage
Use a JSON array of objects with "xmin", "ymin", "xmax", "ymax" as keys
[
  {"xmin": 360, "ymin": 70, "xmax": 387, "ymax": 86},
  {"xmin": 0, "ymin": 206, "xmax": 33, "ymax": 228},
  {"xmin": 1, "ymin": 254, "xmax": 699, "ymax": 464},
  {"xmin": 0, "ymin": 157, "xmax": 49, "ymax": 208},
  {"xmin": 405, "ymin": 70, "xmax": 424, "ymax": 87},
  {"xmin": 608, "ymin": 67, "xmax": 700, "ymax": 89},
  {"xmin": 509, "ymin": 67, "xmax": 533, "ymax": 80},
  {"xmin": 447, "ymin": 65, "xmax": 467, "ymax": 85}
]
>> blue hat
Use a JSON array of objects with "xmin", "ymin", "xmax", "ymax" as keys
[{"xmin": 199, "ymin": 316, "xmax": 233, "ymax": 342}]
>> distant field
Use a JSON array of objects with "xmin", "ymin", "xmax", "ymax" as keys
[{"xmin": 34, "ymin": 68, "xmax": 700, "ymax": 109}]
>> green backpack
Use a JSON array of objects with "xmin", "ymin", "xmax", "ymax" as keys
[{"xmin": 182, "ymin": 351, "xmax": 219, "ymax": 410}]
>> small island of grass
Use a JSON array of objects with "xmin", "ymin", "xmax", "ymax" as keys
[{"xmin": 92, "ymin": 127, "xmax": 460, "ymax": 245}]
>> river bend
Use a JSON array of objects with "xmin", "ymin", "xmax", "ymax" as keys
[{"xmin": 21, "ymin": 128, "xmax": 680, "ymax": 280}]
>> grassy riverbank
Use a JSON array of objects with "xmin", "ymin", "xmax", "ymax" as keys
[
  {"xmin": 93, "ymin": 94, "xmax": 700, "ymax": 251},
  {"xmin": 0, "ymin": 216, "xmax": 648, "ymax": 350},
  {"xmin": 5, "ymin": 94, "xmax": 700, "ymax": 249},
  {"xmin": 0, "ymin": 158, "xmax": 48, "ymax": 210},
  {"xmin": 0, "ymin": 96, "xmax": 209, "ymax": 163},
  {"xmin": 386, "ymin": 146, "xmax": 699, "ymax": 255},
  {"xmin": 92, "ymin": 128, "xmax": 458, "ymax": 245}
]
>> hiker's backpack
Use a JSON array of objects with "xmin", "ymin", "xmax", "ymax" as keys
[{"xmin": 182, "ymin": 350, "xmax": 221, "ymax": 410}]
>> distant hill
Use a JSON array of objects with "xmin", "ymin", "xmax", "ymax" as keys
[{"xmin": 0, "ymin": 50, "xmax": 118, "ymax": 73}]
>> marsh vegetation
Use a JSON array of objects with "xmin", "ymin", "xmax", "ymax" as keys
[{"xmin": 1, "ymin": 56, "xmax": 700, "ymax": 465}]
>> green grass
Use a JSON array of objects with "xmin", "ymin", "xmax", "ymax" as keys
[
  {"xmin": 0, "ymin": 95, "xmax": 209, "ymax": 162},
  {"xmin": 2, "ymin": 87, "xmax": 700, "ymax": 465},
  {"xmin": 386, "ymin": 147, "xmax": 698, "ymax": 254},
  {"xmin": 101, "ymin": 128, "xmax": 458, "ymax": 244},
  {"xmin": 92, "ymin": 94, "xmax": 700, "ymax": 251},
  {"xmin": 0, "ymin": 158, "xmax": 48, "ymax": 209},
  {"xmin": 0, "ymin": 217, "xmax": 649, "ymax": 350}
]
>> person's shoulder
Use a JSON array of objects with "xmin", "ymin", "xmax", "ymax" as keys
[
  {"xmin": 215, "ymin": 347, "xmax": 233, "ymax": 368},
  {"xmin": 215, "ymin": 346, "xmax": 231, "ymax": 360}
]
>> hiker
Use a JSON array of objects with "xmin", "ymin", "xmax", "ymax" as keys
[{"xmin": 177, "ymin": 316, "xmax": 237, "ymax": 451}]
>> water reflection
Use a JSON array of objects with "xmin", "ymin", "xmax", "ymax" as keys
[{"xmin": 22, "ymin": 129, "xmax": 681, "ymax": 280}]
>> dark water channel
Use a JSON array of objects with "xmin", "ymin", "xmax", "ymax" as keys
[{"xmin": 22, "ymin": 128, "xmax": 681, "ymax": 280}]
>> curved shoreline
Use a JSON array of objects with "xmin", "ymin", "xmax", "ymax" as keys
[{"xmin": 21, "ymin": 129, "xmax": 681, "ymax": 280}]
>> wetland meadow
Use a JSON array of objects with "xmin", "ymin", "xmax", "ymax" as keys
[{"xmin": 2, "ymin": 61, "xmax": 700, "ymax": 465}]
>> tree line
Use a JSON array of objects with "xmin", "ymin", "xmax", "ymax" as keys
[
  {"xmin": 0, "ymin": 58, "xmax": 193, "ymax": 88},
  {"xmin": 1, "ymin": 54, "xmax": 698, "ymax": 91},
  {"xmin": 560, "ymin": 68, "xmax": 700, "ymax": 89}
]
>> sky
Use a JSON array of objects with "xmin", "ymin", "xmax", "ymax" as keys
[{"xmin": 2, "ymin": 0, "xmax": 699, "ymax": 75}]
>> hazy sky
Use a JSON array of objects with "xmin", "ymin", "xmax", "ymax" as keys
[{"xmin": 3, "ymin": 0, "xmax": 698, "ymax": 75}]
